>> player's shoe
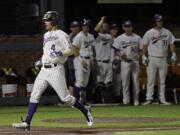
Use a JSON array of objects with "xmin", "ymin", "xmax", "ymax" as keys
[
  {"xmin": 142, "ymin": 100, "xmax": 153, "ymax": 106},
  {"xmin": 12, "ymin": 122, "xmax": 30, "ymax": 131},
  {"xmin": 134, "ymin": 101, "xmax": 139, "ymax": 106},
  {"xmin": 85, "ymin": 106, "xmax": 94, "ymax": 127},
  {"xmin": 159, "ymin": 101, "xmax": 171, "ymax": 106},
  {"xmin": 12, "ymin": 117, "xmax": 30, "ymax": 131}
]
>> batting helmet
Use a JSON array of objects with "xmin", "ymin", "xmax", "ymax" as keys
[
  {"xmin": 152, "ymin": 14, "xmax": 163, "ymax": 22},
  {"xmin": 43, "ymin": 11, "xmax": 60, "ymax": 25},
  {"xmin": 80, "ymin": 19, "xmax": 91, "ymax": 26}
]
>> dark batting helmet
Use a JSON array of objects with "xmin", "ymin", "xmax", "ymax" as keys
[{"xmin": 43, "ymin": 11, "xmax": 60, "ymax": 25}]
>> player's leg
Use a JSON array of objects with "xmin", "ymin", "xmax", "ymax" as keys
[
  {"xmin": 49, "ymin": 65, "xmax": 93, "ymax": 126},
  {"xmin": 132, "ymin": 62, "xmax": 140, "ymax": 106},
  {"xmin": 143, "ymin": 56, "xmax": 157, "ymax": 105},
  {"xmin": 12, "ymin": 73, "xmax": 49, "ymax": 129},
  {"xmin": 121, "ymin": 61, "xmax": 131, "ymax": 105},
  {"xmin": 104, "ymin": 63, "xmax": 113, "ymax": 103},
  {"xmin": 80, "ymin": 59, "xmax": 91, "ymax": 104},
  {"xmin": 95, "ymin": 62, "xmax": 105, "ymax": 103},
  {"xmin": 158, "ymin": 58, "xmax": 170, "ymax": 105},
  {"xmin": 73, "ymin": 58, "xmax": 83, "ymax": 100}
]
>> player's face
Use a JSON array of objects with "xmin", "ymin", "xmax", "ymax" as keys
[
  {"xmin": 82, "ymin": 25, "xmax": 89, "ymax": 33},
  {"xmin": 110, "ymin": 29, "xmax": 119, "ymax": 38},
  {"xmin": 123, "ymin": 26, "xmax": 133, "ymax": 35},
  {"xmin": 156, "ymin": 20, "xmax": 163, "ymax": 28},
  {"xmin": 102, "ymin": 23, "xmax": 109, "ymax": 33},
  {"xmin": 44, "ymin": 21, "xmax": 53, "ymax": 31},
  {"xmin": 70, "ymin": 26, "xmax": 80, "ymax": 34}
]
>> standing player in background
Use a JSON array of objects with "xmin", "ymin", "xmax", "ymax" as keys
[
  {"xmin": 67, "ymin": 21, "xmax": 80, "ymax": 95},
  {"xmin": 113, "ymin": 20, "xmax": 142, "ymax": 106},
  {"xmin": 94, "ymin": 16, "xmax": 113, "ymax": 103},
  {"xmin": 72, "ymin": 19, "xmax": 94, "ymax": 105},
  {"xmin": 12, "ymin": 11, "xmax": 93, "ymax": 130},
  {"xmin": 109, "ymin": 23, "xmax": 121, "ymax": 103},
  {"xmin": 142, "ymin": 14, "xmax": 177, "ymax": 105}
]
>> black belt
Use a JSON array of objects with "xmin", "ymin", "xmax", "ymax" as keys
[
  {"xmin": 80, "ymin": 56, "xmax": 90, "ymax": 59},
  {"xmin": 97, "ymin": 60, "xmax": 110, "ymax": 63},
  {"xmin": 43, "ymin": 63, "xmax": 57, "ymax": 68}
]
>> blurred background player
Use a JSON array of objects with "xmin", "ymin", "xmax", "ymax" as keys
[
  {"xmin": 93, "ymin": 16, "xmax": 114, "ymax": 103},
  {"xmin": 142, "ymin": 14, "xmax": 177, "ymax": 105},
  {"xmin": 109, "ymin": 23, "xmax": 121, "ymax": 103},
  {"xmin": 113, "ymin": 20, "xmax": 142, "ymax": 106},
  {"xmin": 72, "ymin": 19, "xmax": 94, "ymax": 105},
  {"xmin": 66, "ymin": 21, "xmax": 80, "ymax": 95}
]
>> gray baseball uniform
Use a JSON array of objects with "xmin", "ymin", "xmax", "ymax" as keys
[
  {"xmin": 113, "ymin": 33, "xmax": 142, "ymax": 104},
  {"xmin": 73, "ymin": 31, "xmax": 94, "ymax": 88},
  {"xmin": 94, "ymin": 33, "xmax": 113, "ymax": 84},
  {"xmin": 143, "ymin": 27, "xmax": 175, "ymax": 102}
]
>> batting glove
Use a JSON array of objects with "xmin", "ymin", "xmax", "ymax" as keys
[
  {"xmin": 50, "ymin": 50, "xmax": 63, "ymax": 57},
  {"xmin": 171, "ymin": 52, "xmax": 177, "ymax": 64},
  {"xmin": 142, "ymin": 55, "xmax": 148, "ymax": 66}
]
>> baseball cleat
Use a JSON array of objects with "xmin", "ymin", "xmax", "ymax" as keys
[
  {"xmin": 160, "ymin": 101, "xmax": 171, "ymax": 106},
  {"xmin": 142, "ymin": 100, "xmax": 153, "ymax": 106},
  {"xmin": 86, "ymin": 107, "xmax": 94, "ymax": 127},
  {"xmin": 12, "ymin": 122, "xmax": 30, "ymax": 131}
]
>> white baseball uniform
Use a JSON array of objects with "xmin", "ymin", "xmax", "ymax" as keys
[
  {"xmin": 113, "ymin": 33, "xmax": 142, "ymax": 104},
  {"xmin": 143, "ymin": 27, "xmax": 175, "ymax": 102},
  {"xmin": 73, "ymin": 31, "xmax": 94, "ymax": 88},
  {"xmin": 94, "ymin": 33, "xmax": 113, "ymax": 84},
  {"xmin": 30, "ymin": 29, "xmax": 75, "ymax": 105}
]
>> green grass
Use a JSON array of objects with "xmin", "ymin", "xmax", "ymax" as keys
[
  {"xmin": 0, "ymin": 105, "xmax": 180, "ymax": 129},
  {"xmin": 113, "ymin": 130, "xmax": 180, "ymax": 135}
]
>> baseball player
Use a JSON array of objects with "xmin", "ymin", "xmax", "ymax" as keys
[
  {"xmin": 12, "ymin": 11, "xmax": 93, "ymax": 130},
  {"xmin": 142, "ymin": 14, "xmax": 177, "ymax": 105},
  {"xmin": 72, "ymin": 19, "xmax": 94, "ymax": 104},
  {"xmin": 67, "ymin": 21, "xmax": 80, "ymax": 94},
  {"xmin": 113, "ymin": 20, "xmax": 142, "ymax": 106},
  {"xmin": 94, "ymin": 16, "xmax": 114, "ymax": 103},
  {"xmin": 109, "ymin": 23, "xmax": 121, "ymax": 102}
]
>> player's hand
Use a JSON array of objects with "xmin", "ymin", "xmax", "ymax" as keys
[
  {"xmin": 142, "ymin": 55, "xmax": 148, "ymax": 66},
  {"xmin": 34, "ymin": 60, "xmax": 42, "ymax": 70},
  {"xmin": 81, "ymin": 60, "xmax": 88, "ymax": 69},
  {"xmin": 50, "ymin": 50, "xmax": 63, "ymax": 57},
  {"xmin": 171, "ymin": 52, "xmax": 177, "ymax": 64},
  {"xmin": 100, "ymin": 16, "xmax": 107, "ymax": 23}
]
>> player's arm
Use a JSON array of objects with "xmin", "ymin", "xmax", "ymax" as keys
[
  {"xmin": 72, "ymin": 45, "xmax": 80, "ymax": 57},
  {"xmin": 169, "ymin": 32, "xmax": 177, "ymax": 63},
  {"xmin": 94, "ymin": 16, "xmax": 106, "ymax": 32}
]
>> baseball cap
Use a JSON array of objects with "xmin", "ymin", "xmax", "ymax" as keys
[
  {"xmin": 122, "ymin": 20, "xmax": 133, "ymax": 27},
  {"xmin": 153, "ymin": 14, "xmax": 163, "ymax": 22},
  {"xmin": 70, "ymin": 21, "xmax": 80, "ymax": 27},
  {"xmin": 109, "ymin": 23, "xmax": 119, "ymax": 29}
]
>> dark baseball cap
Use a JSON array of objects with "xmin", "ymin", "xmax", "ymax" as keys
[
  {"xmin": 109, "ymin": 23, "xmax": 119, "ymax": 29},
  {"xmin": 70, "ymin": 21, "xmax": 80, "ymax": 27},
  {"xmin": 153, "ymin": 14, "xmax": 163, "ymax": 22},
  {"xmin": 122, "ymin": 20, "xmax": 133, "ymax": 27}
]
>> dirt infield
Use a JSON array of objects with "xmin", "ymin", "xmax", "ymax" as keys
[
  {"xmin": 43, "ymin": 117, "xmax": 180, "ymax": 123},
  {"xmin": 2, "ymin": 117, "xmax": 180, "ymax": 135},
  {"xmin": 1, "ymin": 126, "xmax": 180, "ymax": 135}
]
